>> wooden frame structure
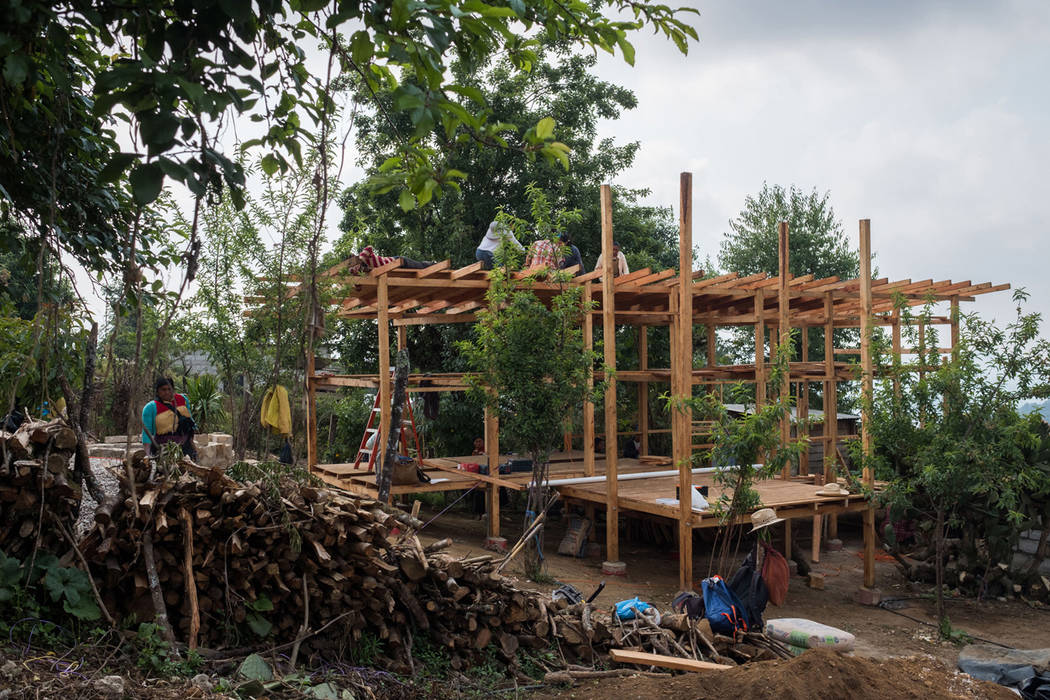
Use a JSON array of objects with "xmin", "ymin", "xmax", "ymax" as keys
[{"xmin": 301, "ymin": 173, "xmax": 1009, "ymax": 592}]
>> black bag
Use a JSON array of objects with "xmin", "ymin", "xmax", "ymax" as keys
[
  {"xmin": 728, "ymin": 550, "xmax": 769, "ymax": 631},
  {"xmin": 160, "ymin": 400, "xmax": 197, "ymax": 436}
]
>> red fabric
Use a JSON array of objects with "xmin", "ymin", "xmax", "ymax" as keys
[
  {"xmin": 154, "ymin": 393, "xmax": 187, "ymax": 416},
  {"xmin": 761, "ymin": 542, "xmax": 790, "ymax": 606},
  {"xmin": 358, "ymin": 246, "xmax": 395, "ymax": 271}
]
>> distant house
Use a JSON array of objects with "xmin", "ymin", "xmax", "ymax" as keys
[{"xmin": 721, "ymin": 403, "xmax": 860, "ymax": 476}]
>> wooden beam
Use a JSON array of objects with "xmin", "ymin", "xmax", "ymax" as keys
[
  {"xmin": 307, "ymin": 352, "xmax": 318, "ymax": 469},
  {"xmin": 676, "ymin": 171, "xmax": 694, "ymax": 591},
  {"xmin": 799, "ymin": 324, "xmax": 809, "ymax": 477},
  {"xmin": 584, "ymin": 282, "xmax": 595, "ymax": 477},
  {"xmin": 754, "ymin": 289, "xmax": 766, "ymax": 409},
  {"xmin": 859, "ymin": 219, "xmax": 875, "ymax": 589},
  {"xmin": 600, "ymin": 184, "xmax": 620, "ymax": 565},
  {"xmin": 823, "ymin": 293, "xmax": 838, "ymax": 488},
  {"xmin": 450, "ymin": 261, "xmax": 484, "ymax": 279},
  {"xmin": 369, "ymin": 258, "xmax": 404, "ymax": 277},
  {"xmin": 609, "ymin": 649, "xmax": 732, "ymax": 672},
  {"xmin": 484, "ymin": 406, "xmax": 500, "ymax": 538},
  {"xmin": 638, "ymin": 324, "xmax": 649, "ymax": 457},
  {"xmin": 778, "ymin": 221, "xmax": 791, "ymax": 479},
  {"xmin": 415, "ymin": 260, "xmax": 451, "ymax": 277},
  {"xmin": 378, "ymin": 276, "xmax": 391, "ymax": 502}
]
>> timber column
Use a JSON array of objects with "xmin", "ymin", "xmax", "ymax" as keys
[
  {"xmin": 778, "ymin": 221, "xmax": 792, "ymax": 479},
  {"xmin": 600, "ymin": 185, "xmax": 624, "ymax": 576},
  {"xmin": 857, "ymin": 218, "xmax": 880, "ymax": 605},
  {"xmin": 673, "ymin": 172, "xmax": 695, "ymax": 591}
]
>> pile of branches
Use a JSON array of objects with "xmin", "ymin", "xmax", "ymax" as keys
[{"xmin": 0, "ymin": 418, "xmax": 83, "ymax": 559}]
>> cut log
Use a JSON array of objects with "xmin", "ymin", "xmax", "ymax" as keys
[{"xmin": 609, "ymin": 649, "xmax": 733, "ymax": 672}]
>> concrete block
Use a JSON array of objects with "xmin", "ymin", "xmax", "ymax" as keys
[
  {"xmin": 854, "ymin": 586, "xmax": 882, "ymax": 606},
  {"xmin": 788, "ymin": 559, "xmax": 798, "ymax": 576},
  {"xmin": 826, "ymin": 538, "xmax": 843, "ymax": 552},
  {"xmin": 808, "ymin": 573, "xmax": 825, "ymax": 590},
  {"xmin": 483, "ymin": 537, "xmax": 507, "ymax": 553},
  {"xmin": 582, "ymin": 542, "xmax": 603, "ymax": 559},
  {"xmin": 104, "ymin": 435, "xmax": 130, "ymax": 444},
  {"xmin": 601, "ymin": 560, "xmax": 627, "ymax": 576}
]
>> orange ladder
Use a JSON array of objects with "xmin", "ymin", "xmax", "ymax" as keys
[{"xmin": 353, "ymin": 389, "xmax": 423, "ymax": 472}]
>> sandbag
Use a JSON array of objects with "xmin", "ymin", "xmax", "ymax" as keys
[{"xmin": 765, "ymin": 618, "xmax": 855, "ymax": 651}]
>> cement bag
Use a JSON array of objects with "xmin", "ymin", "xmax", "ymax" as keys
[{"xmin": 765, "ymin": 618, "xmax": 855, "ymax": 651}]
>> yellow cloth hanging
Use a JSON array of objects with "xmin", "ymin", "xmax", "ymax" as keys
[{"xmin": 260, "ymin": 385, "xmax": 292, "ymax": 437}]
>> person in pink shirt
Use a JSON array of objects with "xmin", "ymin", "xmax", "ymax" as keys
[
  {"xmin": 525, "ymin": 237, "xmax": 559, "ymax": 271},
  {"xmin": 346, "ymin": 246, "xmax": 434, "ymax": 275}
]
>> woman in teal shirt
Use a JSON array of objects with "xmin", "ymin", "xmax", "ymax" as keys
[{"xmin": 142, "ymin": 377, "xmax": 198, "ymax": 460}]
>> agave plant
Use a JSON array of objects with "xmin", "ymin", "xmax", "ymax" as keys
[{"xmin": 184, "ymin": 374, "xmax": 228, "ymax": 433}]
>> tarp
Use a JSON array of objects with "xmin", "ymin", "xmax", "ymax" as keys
[
  {"xmin": 261, "ymin": 386, "xmax": 292, "ymax": 437},
  {"xmin": 958, "ymin": 644, "xmax": 1050, "ymax": 699}
]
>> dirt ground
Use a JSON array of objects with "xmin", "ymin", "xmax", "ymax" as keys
[{"xmin": 411, "ymin": 495, "xmax": 1050, "ymax": 671}]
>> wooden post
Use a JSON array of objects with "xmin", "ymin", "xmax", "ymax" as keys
[
  {"xmin": 859, "ymin": 219, "xmax": 876, "ymax": 590},
  {"xmin": 918, "ymin": 321, "xmax": 927, "ymax": 428},
  {"xmin": 675, "ymin": 172, "xmax": 694, "ymax": 592},
  {"xmin": 638, "ymin": 325, "xmax": 649, "ymax": 457},
  {"xmin": 754, "ymin": 290, "xmax": 766, "ymax": 409},
  {"xmin": 484, "ymin": 406, "xmax": 500, "ymax": 539},
  {"xmin": 799, "ymin": 324, "xmax": 809, "ymax": 476},
  {"xmin": 778, "ymin": 221, "xmax": 791, "ymax": 479},
  {"xmin": 600, "ymin": 184, "xmax": 621, "ymax": 569},
  {"xmin": 584, "ymin": 282, "xmax": 595, "ymax": 478},
  {"xmin": 706, "ymin": 324, "xmax": 717, "ymax": 389},
  {"xmin": 378, "ymin": 276, "xmax": 391, "ymax": 484},
  {"xmin": 397, "ymin": 325, "xmax": 407, "ymax": 351},
  {"xmin": 824, "ymin": 292, "xmax": 839, "ymax": 539}
]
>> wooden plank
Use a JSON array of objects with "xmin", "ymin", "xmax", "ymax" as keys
[
  {"xmin": 601, "ymin": 184, "xmax": 620, "ymax": 564},
  {"xmin": 393, "ymin": 313, "xmax": 478, "ymax": 326},
  {"xmin": 754, "ymin": 289, "xmax": 766, "ymax": 408},
  {"xmin": 676, "ymin": 171, "xmax": 694, "ymax": 591},
  {"xmin": 610, "ymin": 649, "xmax": 732, "ymax": 672},
  {"xmin": 485, "ymin": 407, "xmax": 500, "ymax": 537},
  {"xmin": 415, "ymin": 260, "xmax": 451, "ymax": 277},
  {"xmin": 369, "ymin": 258, "xmax": 404, "ymax": 277}
]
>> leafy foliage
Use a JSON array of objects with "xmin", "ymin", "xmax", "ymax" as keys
[
  {"xmin": 0, "ymin": 549, "xmax": 102, "ymax": 629},
  {"xmin": 183, "ymin": 374, "xmax": 227, "ymax": 433},
  {"xmin": 864, "ymin": 290, "xmax": 1050, "ymax": 630}
]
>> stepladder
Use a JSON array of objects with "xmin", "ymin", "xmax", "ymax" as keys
[{"xmin": 353, "ymin": 390, "xmax": 423, "ymax": 472}]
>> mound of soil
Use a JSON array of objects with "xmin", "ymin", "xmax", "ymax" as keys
[{"xmin": 537, "ymin": 648, "xmax": 1013, "ymax": 700}]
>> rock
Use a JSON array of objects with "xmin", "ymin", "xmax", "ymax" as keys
[
  {"xmin": 0, "ymin": 660, "xmax": 18, "ymax": 679},
  {"xmin": 94, "ymin": 675, "xmax": 125, "ymax": 698},
  {"xmin": 191, "ymin": 673, "xmax": 214, "ymax": 692}
]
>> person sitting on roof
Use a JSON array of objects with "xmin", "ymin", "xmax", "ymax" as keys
[
  {"xmin": 557, "ymin": 232, "xmax": 583, "ymax": 276},
  {"xmin": 594, "ymin": 241, "xmax": 629, "ymax": 277},
  {"xmin": 475, "ymin": 220, "xmax": 525, "ymax": 270},
  {"xmin": 525, "ymin": 235, "xmax": 559, "ymax": 272},
  {"xmin": 346, "ymin": 245, "xmax": 435, "ymax": 275}
]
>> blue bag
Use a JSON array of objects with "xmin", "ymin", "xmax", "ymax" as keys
[
  {"xmin": 614, "ymin": 597, "xmax": 652, "ymax": 621},
  {"xmin": 701, "ymin": 575, "xmax": 749, "ymax": 640}
]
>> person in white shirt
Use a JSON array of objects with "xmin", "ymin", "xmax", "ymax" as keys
[
  {"xmin": 475, "ymin": 219, "xmax": 525, "ymax": 269},
  {"xmin": 594, "ymin": 241, "xmax": 629, "ymax": 277}
]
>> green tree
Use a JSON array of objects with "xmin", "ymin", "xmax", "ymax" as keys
[
  {"xmin": 864, "ymin": 291, "xmax": 1050, "ymax": 631},
  {"xmin": 717, "ymin": 184, "xmax": 861, "ymax": 408},
  {"xmin": 459, "ymin": 190, "xmax": 599, "ymax": 578}
]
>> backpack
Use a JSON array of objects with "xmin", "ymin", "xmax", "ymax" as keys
[
  {"xmin": 701, "ymin": 575, "xmax": 748, "ymax": 640},
  {"xmin": 728, "ymin": 551, "xmax": 769, "ymax": 631}
]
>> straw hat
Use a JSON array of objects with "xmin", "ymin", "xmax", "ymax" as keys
[
  {"xmin": 750, "ymin": 508, "xmax": 785, "ymax": 533},
  {"xmin": 816, "ymin": 481, "xmax": 850, "ymax": 497}
]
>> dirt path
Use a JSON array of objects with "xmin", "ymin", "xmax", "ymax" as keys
[{"xmin": 413, "ymin": 502, "xmax": 1050, "ymax": 668}]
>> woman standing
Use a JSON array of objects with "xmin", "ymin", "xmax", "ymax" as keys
[{"xmin": 141, "ymin": 377, "xmax": 198, "ymax": 460}]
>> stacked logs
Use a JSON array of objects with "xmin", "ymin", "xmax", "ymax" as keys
[
  {"xmin": 74, "ymin": 454, "xmax": 786, "ymax": 674},
  {"xmin": 0, "ymin": 418, "xmax": 82, "ymax": 559}
]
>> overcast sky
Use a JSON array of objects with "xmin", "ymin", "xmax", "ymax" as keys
[{"xmin": 593, "ymin": 0, "xmax": 1050, "ymax": 329}]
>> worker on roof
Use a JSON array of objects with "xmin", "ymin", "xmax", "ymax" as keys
[
  {"xmin": 525, "ymin": 235, "xmax": 559, "ymax": 271},
  {"xmin": 346, "ymin": 246, "xmax": 434, "ymax": 275},
  {"xmin": 557, "ymin": 232, "xmax": 583, "ymax": 276},
  {"xmin": 594, "ymin": 241, "xmax": 629, "ymax": 277},
  {"xmin": 141, "ymin": 376, "xmax": 198, "ymax": 460},
  {"xmin": 475, "ymin": 220, "xmax": 524, "ymax": 270}
]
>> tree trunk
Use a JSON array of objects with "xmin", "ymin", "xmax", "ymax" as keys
[
  {"xmin": 524, "ymin": 449, "xmax": 550, "ymax": 580},
  {"xmin": 378, "ymin": 349, "xmax": 409, "ymax": 504}
]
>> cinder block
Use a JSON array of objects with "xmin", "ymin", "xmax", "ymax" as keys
[
  {"xmin": 104, "ymin": 435, "xmax": 130, "ymax": 444},
  {"xmin": 826, "ymin": 538, "xmax": 843, "ymax": 552},
  {"xmin": 808, "ymin": 573, "xmax": 825, "ymax": 590},
  {"xmin": 854, "ymin": 586, "xmax": 882, "ymax": 606},
  {"xmin": 601, "ymin": 560, "xmax": 627, "ymax": 576}
]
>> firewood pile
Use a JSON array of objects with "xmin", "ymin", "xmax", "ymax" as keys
[{"xmin": 0, "ymin": 418, "xmax": 82, "ymax": 559}]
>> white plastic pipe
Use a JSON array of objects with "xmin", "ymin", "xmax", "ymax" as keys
[{"xmin": 538, "ymin": 466, "xmax": 720, "ymax": 487}]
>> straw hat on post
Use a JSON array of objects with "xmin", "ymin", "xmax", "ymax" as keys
[{"xmin": 749, "ymin": 508, "xmax": 785, "ymax": 533}]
